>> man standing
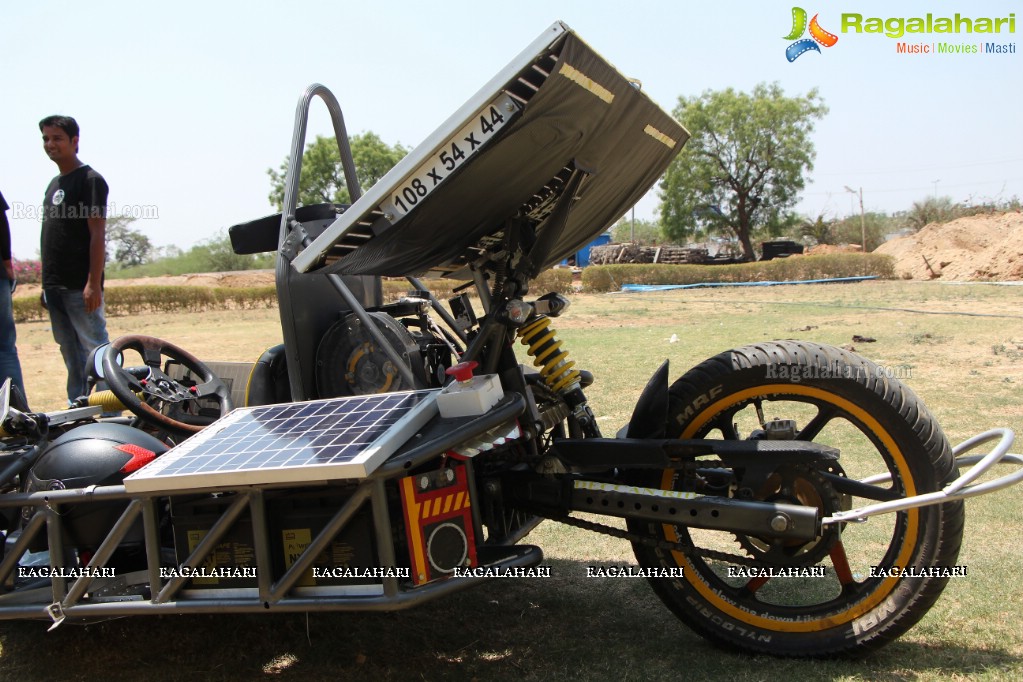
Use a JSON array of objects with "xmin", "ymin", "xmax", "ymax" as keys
[
  {"xmin": 0, "ymin": 190, "xmax": 27, "ymax": 402},
  {"xmin": 39, "ymin": 115, "xmax": 110, "ymax": 404}
]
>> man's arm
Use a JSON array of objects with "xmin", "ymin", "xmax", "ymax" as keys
[
  {"xmin": 84, "ymin": 216, "xmax": 105, "ymax": 313},
  {"xmin": 0, "ymin": 197, "xmax": 13, "ymax": 284}
]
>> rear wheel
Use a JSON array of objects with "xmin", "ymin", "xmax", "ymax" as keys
[{"xmin": 628, "ymin": 341, "xmax": 965, "ymax": 656}]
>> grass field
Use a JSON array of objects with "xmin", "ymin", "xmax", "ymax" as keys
[{"xmin": 2, "ymin": 280, "xmax": 1021, "ymax": 680}]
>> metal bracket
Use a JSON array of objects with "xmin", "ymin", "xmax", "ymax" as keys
[
  {"xmin": 46, "ymin": 602, "xmax": 65, "ymax": 631},
  {"xmin": 823, "ymin": 428, "xmax": 1021, "ymax": 525},
  {"xmin": 279, "ymin": 220, "xmax": 310, "ymax": 262},
  {"xmin": 43, "ymin": 405, "xmax": 104, "ymax": 425}
]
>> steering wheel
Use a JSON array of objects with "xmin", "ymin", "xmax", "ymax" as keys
[{"xmin": 102, "ymin": 334, "xmax": 234, "ymax": 434}]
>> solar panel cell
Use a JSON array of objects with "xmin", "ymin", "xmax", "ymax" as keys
[{"xmin": 124, "ymin": 389, "xmax": 439, "ymax": 492}]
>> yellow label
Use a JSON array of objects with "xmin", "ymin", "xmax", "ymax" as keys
[
  {"xmin": 187, "ymin": 529, "xmax": 217, "ymax": 585},
  {"xmin": 185, "ymin": 529, "xmax": 255, "ymax": 585},
  {"xmin": 643, "ymin": 124, "xmax": 677, "ymax": 149},
  {"xmin": 559, "ymin": 63, "xmax": 614, "ymax": 103},
  {"xmin": 283, "ymin": 528, "xmax": 315, "ymax": 587}
]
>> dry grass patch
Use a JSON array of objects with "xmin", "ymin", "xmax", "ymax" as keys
[{"xmin": 2, "ymin": 280, "xmax": 1021, "ymax": 679}]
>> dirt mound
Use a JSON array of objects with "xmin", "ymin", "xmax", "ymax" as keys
[
  {"xmin": 874, "ymin": 212, "xmax": 1023, "ymax": 280},
  {"xmin": 107, "ymin": 269, "xmax": 275, "ymax": 289},
  {"xmin": 807, "ymin": 244, "xmax": 863, "ymax": 255}
]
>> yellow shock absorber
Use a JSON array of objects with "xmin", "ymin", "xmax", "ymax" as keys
[{"xmin": 517, "ymin": 315, "xmax": 581, "ymax": 395}]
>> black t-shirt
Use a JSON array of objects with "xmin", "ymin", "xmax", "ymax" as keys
[
  {"xmin": 0, "ymin": 190, "xmax": 11, "ymax": 263},
  {"xmin": 41, "ymin": 165, "xmax": 108, "ymax": 289}
]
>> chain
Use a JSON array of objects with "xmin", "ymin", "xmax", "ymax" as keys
[{"xmin": 536, "ymin": 511, "xmax": 764, "ymax": 567}]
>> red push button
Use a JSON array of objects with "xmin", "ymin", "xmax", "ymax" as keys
[{"xmin": 445, "ymin": 361, "xmax": 479, "ymax": 383}]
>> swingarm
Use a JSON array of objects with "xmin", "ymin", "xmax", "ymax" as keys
[
  {"xmin": 506, "ymin": 427, "xmax": 1023, "ymax": 544},
  {"xmin": 509, "ymin": 475, "xmax": 820, "ymax": 542}
]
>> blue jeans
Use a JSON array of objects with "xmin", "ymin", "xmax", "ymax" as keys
[
  {"xmin": 0, "ymin": 278, "xmax": 26, "ymax": 401},
  {"xmin": 44, "ymin": 288, "xmax": 110, "ymax": 404}
]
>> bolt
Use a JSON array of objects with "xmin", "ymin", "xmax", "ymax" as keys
[{"xmin": 770, "ymin": 514, "xmax": 791, "ymax": 533}]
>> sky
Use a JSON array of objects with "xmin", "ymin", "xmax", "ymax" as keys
[{"xmin": 2, "ymin": 0, "xmax": 1020, "ymax": 259}]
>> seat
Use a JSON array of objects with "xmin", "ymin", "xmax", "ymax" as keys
[
  {"xmin": 244, "ymin": 344, "xmax": 291, "ymax": 407},
  {"xmin": 228, "ymin": 203, "xmax": 384, "ymax": 402}
]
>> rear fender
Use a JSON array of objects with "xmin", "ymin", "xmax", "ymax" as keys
[{"xmin": 622, "ymin": 360, "xmax": 669, "ymax": 439}]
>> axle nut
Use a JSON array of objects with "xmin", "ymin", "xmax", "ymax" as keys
[{"xmin": 770, "ymin": 513, "xmax": 791, "ymax": 532}]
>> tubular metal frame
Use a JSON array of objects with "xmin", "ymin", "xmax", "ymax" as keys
[
  {"xmin": 0, "ymin": 395, "xmax": 535, "ymax": 625},
  {"xmin": 275, "ymin": 85, "xmax": 425, "ymax": 400}
]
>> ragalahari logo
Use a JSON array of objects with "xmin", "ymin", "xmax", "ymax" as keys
[{"xmin": 784, "ymin": 7, "xmax": 839, "ymax": 61}]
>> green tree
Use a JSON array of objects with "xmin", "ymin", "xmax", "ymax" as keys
[
  {"xmin": 610, "ymin": 217, "xmax": 667, "ymax": 245},
  {"xmin": 190, "ymin": 230, "xmax": 274, "ymax": 272},
  {"xmin": 154, "ymin": 244, "xmax": 183, "ymax": 260},
  {"xmin": 106, "ymin": 216, "xmax": 153, "ymax": 268},
  {"xmin": 830, "ymin": 212, "xmax": 894, "ymax": 252},
  {"xmin": 267, "ymin": 131, "xmax": 409, "ymax": 210},
  {"xmin": 906, "ymin": 196, "xmax": 955, "ymax": 231},
  {"xmin": 659, "ymin": 83, "xmax": 827, "ymax": 261},
  {"xmin": 798, "ymin": 212, "xmax": 834, "ymax": 245}
]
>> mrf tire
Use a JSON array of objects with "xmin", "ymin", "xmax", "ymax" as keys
[{"xmin": 629, "ymin": 341, "xmax": 965, "ymax": 657}]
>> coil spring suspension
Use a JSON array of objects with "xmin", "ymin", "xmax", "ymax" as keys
[{"xmin": 517, "ymin": 316, "xmax": 581, "ymax": 395}]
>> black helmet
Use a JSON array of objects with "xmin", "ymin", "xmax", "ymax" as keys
[{"xmin": 25, "ymin": 423, "xmax": 168, "ymax": 552}]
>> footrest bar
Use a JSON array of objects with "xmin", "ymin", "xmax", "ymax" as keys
[{"xmin": 823, "ymin": 428, "xmax": 1020, "ymax": 525}]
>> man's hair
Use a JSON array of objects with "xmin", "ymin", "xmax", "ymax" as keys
[{"xmin": 39, "ymin": 115, "xmax": 80, "ymax": 139}]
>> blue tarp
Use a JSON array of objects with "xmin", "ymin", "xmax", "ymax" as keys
[{"xmin": 619, "ymin": 276, "xmax": 878, "ymax": 292}]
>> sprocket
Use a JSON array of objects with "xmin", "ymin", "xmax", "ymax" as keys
[{"xmin": 732, "ymin": 463, "xmax": 845, "ymax": 567}]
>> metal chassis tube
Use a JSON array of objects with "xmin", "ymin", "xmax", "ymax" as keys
[{"xmin": 823, "ymin": 428, "xmax": 1022, "ymax": 525}]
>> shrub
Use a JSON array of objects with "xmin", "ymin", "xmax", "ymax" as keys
[
  {"xmin": 899, "ymin": 197, "xmax": 1021, "ymax": 232},
  {"xmin": 380, "ymin": 268, "xmax": 572, "ymax": 303},
  {"xmin": 382, "ymin": 278, "xmax": 463, "ymax": 303},
  {"xmin": 12, "ymin": 296, "xmax": 44, "ymax": 323},
  {"xmin": 12, "ymin": 268, "xmax": 571, "ymax": 323},
  {"xmin": 581, "ymin": 253, "xmax": 896, "ymax": 292},
  {"xmin": 12, "ymin": 260, "xmax": 42, "ymax": 285},
  {"xmin": 12, "ymin": 285, "xmax": 278, "ymax": 323},
  {"xmin": 530, "ymin": 268, "xmax": 574, "ymax": 295}
]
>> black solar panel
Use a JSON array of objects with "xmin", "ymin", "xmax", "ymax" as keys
[{"xmin": 124, "ymin": 390, "xmax": 438, "ymax": 492}]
